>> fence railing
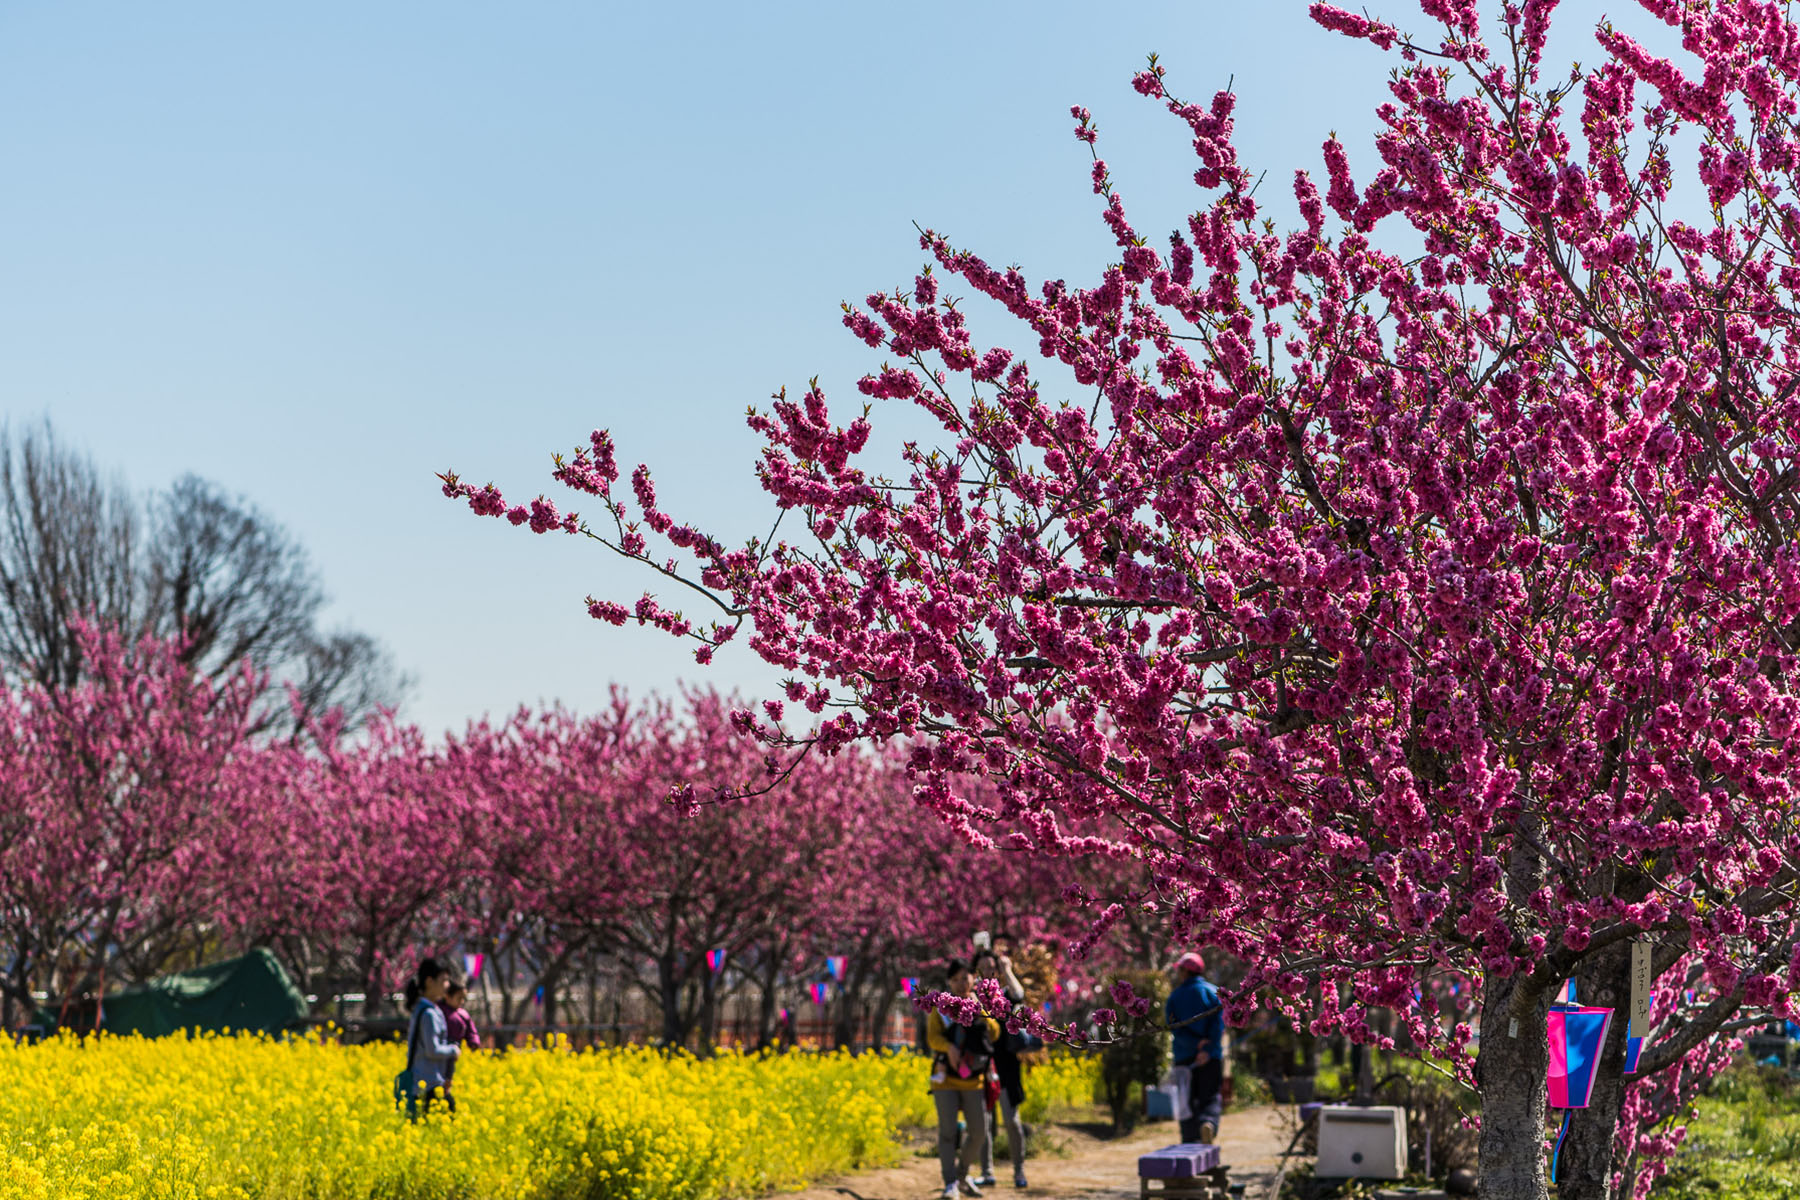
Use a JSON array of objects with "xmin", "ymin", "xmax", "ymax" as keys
[{"xmin": 295, "ymin": 1012, "xmax": 921, "ymax": 1053}]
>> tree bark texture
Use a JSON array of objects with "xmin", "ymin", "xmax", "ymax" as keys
[{"xmin": 1476, "ymin": 971, "xmax": 1553, "ymax": 1200}]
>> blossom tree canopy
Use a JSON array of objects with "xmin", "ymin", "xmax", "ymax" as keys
[
  {"xmin": 0, "ymin": 625, "xmax": 262, "ymax": 1020},
  {"xmin": 445, "ymin": 2, "xmax": 1800, "ymax": 1197}
]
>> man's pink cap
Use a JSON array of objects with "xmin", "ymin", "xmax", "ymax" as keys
[{"xmin": 1174, "ymin": 952, "xmax": 1206, "ymax": 973}]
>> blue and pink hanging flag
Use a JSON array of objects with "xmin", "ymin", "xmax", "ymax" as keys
[
  {"xmin": 462, "ymin": 952, "xmax": 485, "ymax": 982},
  {"xmin": 826, "ymin": 956, "xmax": 847, "ymax": 980},
  {"xmin": 809, "ymin": 982, "xmax": 830, "ymax": 1004},
  {"xmin": 706, "ymin": 948, "xmax": 726, "ymax": 972},
  {"xmin": 900, "ymin": 977, "xmax": 919, "ymax": 996},
  {"xmin": 1548, "ymin": 1004, "xmax": 1613, "ymax": 1107},
  {"xmin": 533, "ymin": 986, "xmax": 545, "ymax": 1007},
  {"xmin": 1547, "ymin": 980, "xmax": 1614, "ymax": 1181}
]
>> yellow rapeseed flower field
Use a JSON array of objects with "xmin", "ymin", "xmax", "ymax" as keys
[{"xmin": 0, "ymin": 1032, "xmax": 1100, "ymax": 1200}]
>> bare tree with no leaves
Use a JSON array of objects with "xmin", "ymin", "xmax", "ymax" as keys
[
  {"xmin": 0, "ymin": 421, "xmax": 145, "ymax": 691},
  {"xmin": 0, "ymin": 419, "xmax": 404, "ymax": 728}
]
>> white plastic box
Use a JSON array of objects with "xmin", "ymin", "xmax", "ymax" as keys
[{"xmin": 1315, "ymin": 1105, "xmax": 1407, "ymax": 1179}]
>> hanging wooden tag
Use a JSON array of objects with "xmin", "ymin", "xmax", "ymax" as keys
[{"xmin": 1628, "ymin": 940, "xmax": 1652, "ymax": 1038}]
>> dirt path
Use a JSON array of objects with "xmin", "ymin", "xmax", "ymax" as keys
[{"xmin": 780, "ymin": 1106, "xmax": 1296, "ymax": 1200}]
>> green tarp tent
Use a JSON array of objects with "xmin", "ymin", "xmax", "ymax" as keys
[{"xmin": 93, "ymin": 948, "xmax": 310, "ymax": 1037}]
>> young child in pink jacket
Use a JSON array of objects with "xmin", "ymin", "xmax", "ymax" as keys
[{"xmin": 437, "ymin": 979, "xmax": 482, "ymax": 1112}]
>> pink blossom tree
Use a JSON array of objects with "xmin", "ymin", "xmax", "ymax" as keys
[
  {"xmin": 0, "ymin": 626, "xmax": 261, "ymax": 1028},
  {"xmin": 446, "ymin": 1, "xmax": 1800, "ymax": 1195},
  {"xmin": 807, "ymin": 764, "xmax": 1061, "ymax": 1051},
  {"xmin": 451, "ymin": 690, "xmax": 877, "ymax": 1050},
  {"xmin": 424, "ymin": 705, "xmax": 609, "ymax": 1029},
  {"xmin": 233, "ymin": 716, "xmax": 478, "ymax": 1019},
  {"xmin": 556, "ymin": 690, "xmax": 823, "ymax": 1051},
  {"xmin": 0, "ymin": 620, "xmax": 1129, "ymax": 1056}
]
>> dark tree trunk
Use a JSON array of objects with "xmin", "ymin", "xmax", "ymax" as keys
[
  {"xmin": 359, "ymin": 931, "xmax": 384, "ymax": 1022},
  {"xmin": 586, "ymin": 954, "xmax": 600, "ymax": 1049},
  {"xmin": 756, "ymin": 952, "xmax": 781, "ymax": 1050},
  {"xmin": 658, "ymin": 954, "xmax": 684, "ymax": 1047},
  {"xmin": 540, "ymin": 957, "xmax": 569, "ymax": 1034},
  {"xmin": 499, "ymin": 947, "xmax": 518, "ymax": 1027},
  {"xmin": 1, "ymin": 952, "xmax": 27, "ymax": 1030},
  {"xmin": 1353, "ymin": 1042, "xmax": 1374, "ymax": 1102},
  {"xmin": 865, "ymin": 973, "xmax": 897, "ymax": 1049},
  {"xmin": 699, "ymin": 960, "xmax": 718, "ymax": 1056},
  {"xmin": 1476, "ymin": 971, "xmax": 1553, "ymax": 1200},
  {"xmin": 834, "ymin": 962, "xmax": 865, "ymax": 1052},
  {"xmin": 1478, "ymin": 819, "xmax": 1555, "ymax": 1200}
]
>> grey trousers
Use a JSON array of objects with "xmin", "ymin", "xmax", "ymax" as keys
[
  {"xmin": 980, "ymin": 1089, "xmax": 1025, "ymax": 1176},
  {"xmin": 934, "ymin": 1088, "xmax": 988, "ymax": 1186}
]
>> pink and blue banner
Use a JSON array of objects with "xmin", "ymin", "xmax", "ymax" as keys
[
  {"xmin": 900, "ymin": 977, "xmax": 919, "ymax": 996},
  {"xmin": 706, "ymin": 948, "xmax": 726, "ymax": 972},
  {"xmin": 809, "ymin": 982, "xmax": 830, "ymax": 1004},
  {"xmin": 462, "ymin": 952, "xmax": 485, "ymax": 981},
  {"xmin": 1547, "ymin": 1004, "xmax": 1613, "ymax": 1108},
  {"xmin": 826, "ymin": 956, "xmax": 847, "ymax": 980},
  {"xmin": 1548, "ymin": 985, "xmax": 1614, "ymax": 1183}
]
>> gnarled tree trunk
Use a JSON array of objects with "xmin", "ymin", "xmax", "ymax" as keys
[
  {"xmin": 1479, "ymin": 822, "xmax": 1555, "ymax": 1200},
  {"xmin": 1476, "ymin": 972, "xmax": 1552, "ymax": 1200}
]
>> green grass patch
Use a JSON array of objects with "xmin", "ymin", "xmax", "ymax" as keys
[{"xmin": 1655, "ymin": 1064, "xmax": 1800, "ymax": 1200}]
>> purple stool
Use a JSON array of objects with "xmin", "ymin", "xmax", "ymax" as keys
[{"xmin": 1139, "ymin": 1143, "xmax": 1224, "ymax": 1199}]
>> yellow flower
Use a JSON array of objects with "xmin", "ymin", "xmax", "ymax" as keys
[{"xmin": 0, "ymin": 1032, "xmax": 1096, "ymax": 1200}]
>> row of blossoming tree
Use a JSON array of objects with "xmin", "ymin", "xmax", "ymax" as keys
[
  {"xmin": 0, "ymin": 625, "xmax": 1122, "ymax": 1053},
  {"xmin": 442, "ymin": 1, "xmax": 1800, "ymax": 1196}
]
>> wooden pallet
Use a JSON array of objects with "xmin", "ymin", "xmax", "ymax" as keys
[{"xmin": 1139, "ymin": 1168, "xmax": 1232, "ymax": 1200}]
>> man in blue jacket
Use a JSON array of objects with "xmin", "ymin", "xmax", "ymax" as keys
[{"xmin": 1166, "ymin": 951, "xmax": 1224, "ymax": 1143}]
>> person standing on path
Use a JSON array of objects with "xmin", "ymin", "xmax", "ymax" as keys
[
  {"xmin": 929, "ymin": 959, "xmax": 1002, "ymax": 1200},
  {"xmin": 1166, "ymin": 951, "xmax": 1224, "ymax": 1144},
  {"xmin": 972, "ymin": 947, "xmax": 1030, "ymax": 1189}
]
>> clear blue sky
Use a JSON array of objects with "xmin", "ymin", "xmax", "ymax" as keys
[{"xmin": 0, "ymin": 2, "xmax": 1674, "ymax": 736}]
